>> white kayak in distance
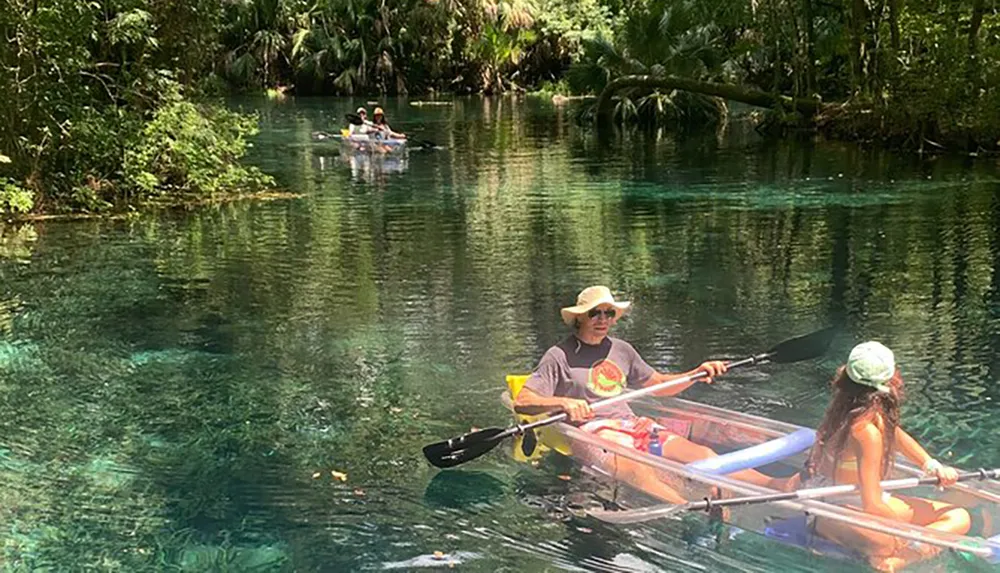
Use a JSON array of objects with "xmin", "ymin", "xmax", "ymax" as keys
[{"xmin": 338, "ymin": 129, "xmax": 408, "ymax": 155}]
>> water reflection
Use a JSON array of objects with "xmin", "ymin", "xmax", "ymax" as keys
[
  {"xmin": 0, "ymin": 222, "xmax": 36, "ymax": 262},
  {"xmin": 344, "ymin": 150, "xmax": 409, "ymax": 181},
  {"xmin": 311, "ymin": 149, "xmax": 411, "ymax": 182}
]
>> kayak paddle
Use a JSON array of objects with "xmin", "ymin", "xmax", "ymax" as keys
[
  {"xmin": 414, "ymin": 138, "xmax": 439, "ymax": 149},
  {"xmin": 311, "ymin": 130, "xmax": 342, "ymax": 140},
  {"xmin": 422, "ymin": 326, "xmax": 836, "ymax": 469},
  {"xmin": 590, "ymin": 468, "xmax": 1000, "ymax": 524}
]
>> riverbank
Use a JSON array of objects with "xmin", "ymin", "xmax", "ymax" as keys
[
  {"xmin": 7, "ymin": 190, "xmax": 304, "ymax": 223},
  {"xmin": 6, "ymin": 88, "xmax": 998, "ymax": 219}
]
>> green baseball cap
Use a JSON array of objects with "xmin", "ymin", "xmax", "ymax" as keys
[{"xmin": 846, "ymin": 341, "xmax": 895, "ymax": 392}]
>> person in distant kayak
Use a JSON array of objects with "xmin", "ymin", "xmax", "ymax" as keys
[
  {"xmin": 371, "ymin": 107, "xmax": 406, "ymax": 139},
  {"xmin": 804, "ymin": 341, "xmax": 969, "ymax": 571},
  {"xmin": 513, "ymin": 285, "xmax": 795, "ymax": 504},
  {"xmin": 345, "ymin": 107, "xmax": 395, "ymax": 152},
  {"xmin": 348, "ymin": 107, "xmax": 374, "ymax": 136}
]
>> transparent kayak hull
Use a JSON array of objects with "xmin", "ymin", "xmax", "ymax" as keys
[
  {"xmin": 339, "ymin": 132, "xmax": 407, "ymax": 154},
  {"xmin": 501, "ymin": 391, "xmax": 1000, "ymax": 565}
]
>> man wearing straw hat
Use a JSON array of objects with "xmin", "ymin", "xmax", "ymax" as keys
[
  {"xmin": 349, "ymin": 107, "xmax": 374, "ymax": 135},
  {"xmin": 514, "ymin": 285, "xmax": 793, "ymax": 502}
]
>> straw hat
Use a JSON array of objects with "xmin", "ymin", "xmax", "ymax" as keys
[
  {"xmin": 560, "ymin": 286, "xmax": 631, "ymax": 326},
  {"xmin": 846, "ymin": 341, "xmax": 895, "ymax": 392}
]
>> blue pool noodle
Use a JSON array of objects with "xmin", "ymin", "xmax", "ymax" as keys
[{"xmin": 686, "ymin": 428, "xmax": 817, "ymax": 475}]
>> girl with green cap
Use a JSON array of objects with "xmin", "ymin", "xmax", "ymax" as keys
[{"xmin": 805, "ymin": 341, "xmax": 970, "ymax": 571}]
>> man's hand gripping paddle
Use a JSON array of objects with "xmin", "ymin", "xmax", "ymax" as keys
[{"xmin": 421, "ymin": 327, "xmax": 836, "ymax": 469}]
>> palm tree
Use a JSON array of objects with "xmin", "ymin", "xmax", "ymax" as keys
[
  {"xmin": 568, "ymin": 0, "xmax": 730, "ymax": 127},
  {"xmin": 223, "ymin": 0, "xmax": 300, "ymax": 90}
]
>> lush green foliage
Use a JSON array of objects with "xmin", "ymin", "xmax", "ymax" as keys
[
  {"xmin": 1, "ymin": 179, "xmax": 34, "ymax": 214},
  {"xmin": 218, "ymin": 0, "xmax": 613, "ymax": 94},
  {"xmin": 124, "ymin": 97, "xmax": 271, "ymax": 200},
  {"xmin": 565, "ymin": 0, "xmax": 732, "ymax": 126},
  {"xmin": 3, "ymin": 0, "xmax": 1000, "ymax": 215},
  {"xmin": 0, "ymin": 1, "xmax": 271, "ymax": 215},
  {"xmin": 213, "ymin": 0, "xmax": 1000, "ymax": 142},
  {"xmin": 568, "ymin": 0, "xmax": 1000, "ymax": 145}
]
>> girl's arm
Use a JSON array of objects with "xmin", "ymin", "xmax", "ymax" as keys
[
  {"xmin": 642, "ymin": 370, "xmax": 698, "ymax": 396},
  {"xmin": 895, "ymin": 427, "xmax": 959, "ymax": 485},
  {"xmin": 853, "ymin": 422, "xmax": 899, "ymax": 519},
  {"xmin": 895, "ymin": 427, "xmax": 934, "ymax": 468}
]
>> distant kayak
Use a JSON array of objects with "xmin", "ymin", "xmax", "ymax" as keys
[{"xmin": 339, "ymin": 129, "xmax": 407, "ymax": 155}]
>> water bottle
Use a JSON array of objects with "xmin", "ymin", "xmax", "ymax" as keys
[{"xmin": 648, "ymin": 429, "xmax": 662, "ymax": 456}]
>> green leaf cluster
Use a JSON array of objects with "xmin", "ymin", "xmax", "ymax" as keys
[
  {"xmin": 1, "ymin": 179, "xmax": 34, "ymax": 215},
  {"xmin": 0, "ymin": 0, "xmax": 272, "ymax": 215},
  {"xmin": 124, "ymin": 97, "xmax": 273, "ymax": 199}
]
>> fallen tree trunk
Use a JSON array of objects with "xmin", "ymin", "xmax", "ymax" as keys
[{"xmin": 595, "ymin": 75, "xmax": 824, "ymax": 124}]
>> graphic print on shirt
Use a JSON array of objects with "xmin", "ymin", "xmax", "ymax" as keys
[{"xmin": 587, "ymin": 359, "xmax": 626, "ymax": 397}]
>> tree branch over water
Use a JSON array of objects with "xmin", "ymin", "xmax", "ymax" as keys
[{"xmin": 595, "ymin": 74, "xmax": 824, "ymax": 124}]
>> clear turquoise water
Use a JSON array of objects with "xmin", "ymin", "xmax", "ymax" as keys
[{"xmin": 1, "ymin": 96, "xmax": 999, "ymax": 571}]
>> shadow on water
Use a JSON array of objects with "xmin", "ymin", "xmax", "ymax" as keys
[{"xmin": 424, "ymin": 469, "xmax": 510, "ymax": 508}]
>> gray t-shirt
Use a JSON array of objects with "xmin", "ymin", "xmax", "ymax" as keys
[{"xmin": 524, "ymin": 335, "xmax": 657, "ymax": 419}]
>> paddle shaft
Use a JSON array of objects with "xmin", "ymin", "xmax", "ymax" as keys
[
  {"xmin": 513, "ymin": 355, "xmax": 762, "ymax": 436},
  {"xmin": 600, "ymin": 470, "xmax": 1000, "ymax": 523},
  {"xmin": 592, "ymin": 469, "xmax": 1000, "ymax": 558},
  {"xmin": 689, "ymin": 468, "xmax": 1000, "ymax": 512},
  {"xmin": 595, "ymin": 500, "xmax": 998, "ymax": 558},
  {"xmin": 423, "ymin": 326, "xmax": 834, "ymax": 468},
  {"xmin": 802, "ymin": 500, "xmax": 998, "ymax": 558}
]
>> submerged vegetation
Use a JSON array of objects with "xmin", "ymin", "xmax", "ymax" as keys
[{"xmin": 2, "ymin": 0, "xmax": 1000, "ymax": 215}]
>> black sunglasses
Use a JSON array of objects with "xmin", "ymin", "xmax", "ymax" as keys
[{"xmin": 587, "ymin": 308, "xmax": 616, "ymax": 319}]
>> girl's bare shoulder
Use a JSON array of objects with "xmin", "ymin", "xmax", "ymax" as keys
[{"xmin": 849, "ymin": 417, "xmax": 884, "ymax": 445}]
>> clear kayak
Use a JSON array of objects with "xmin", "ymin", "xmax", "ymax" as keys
[
  {"xmin": 501, "ymin": 375, "xmax": 1000, "ymax": 567},
  {"xmin": 339, "ymin": 129, "xmax": 407, "ymax": 154}
]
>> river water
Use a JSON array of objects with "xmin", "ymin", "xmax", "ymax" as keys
[{"xmin": 1, "ymin": 97, "xmax": 999, "ymax": 571}]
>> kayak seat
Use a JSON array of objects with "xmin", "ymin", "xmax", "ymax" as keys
[
  {"xmin": 505, "ymin": 374, "xmax": 572, "ymax": 459},
  {"xmin": 764, "ymin": 515, "xmax": 859, "ymax": 561}
]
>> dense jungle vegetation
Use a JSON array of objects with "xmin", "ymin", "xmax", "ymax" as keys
[{"xmin": 2, "ymin": 0, "xmax": 1000, "ymax": 215}]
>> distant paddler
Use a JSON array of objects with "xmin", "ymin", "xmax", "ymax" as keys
[
  {"xmin": 344, "ymin": 107, "xmax": 395, "ymax": 153},
  {"xmin": 371, "ymin": 107, "xmax": 406, "ymax": 140},
  {"xmin": 513, "ymin": 285, "xmax": 797, "ymax": 504},
  {"xmin": 348, "ymin": 107, "xmax": 377, "ymax": 136},
  {"xmin": 803, "ymin": 341, "xmax": 970, "ymax": 572}
]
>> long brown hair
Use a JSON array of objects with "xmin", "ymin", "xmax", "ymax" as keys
[{"xmin": 805, "ymin": 365, "xmax": 904, "ymax": 479}]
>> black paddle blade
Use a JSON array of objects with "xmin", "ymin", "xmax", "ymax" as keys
[
  {"xmin": 520, "ymin": 428, "xmax": 538, "ymax": 457},
  {"xmin": 345, "ymin": 113, "xmax": 364, "ymax": 126},
  {"xmin": 422, "ymin": 427, "xmax": 509, "ymax": 468},
  {"xmin": 766, "ymin": 326, "xmax": 836, "ymax": 364}
]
